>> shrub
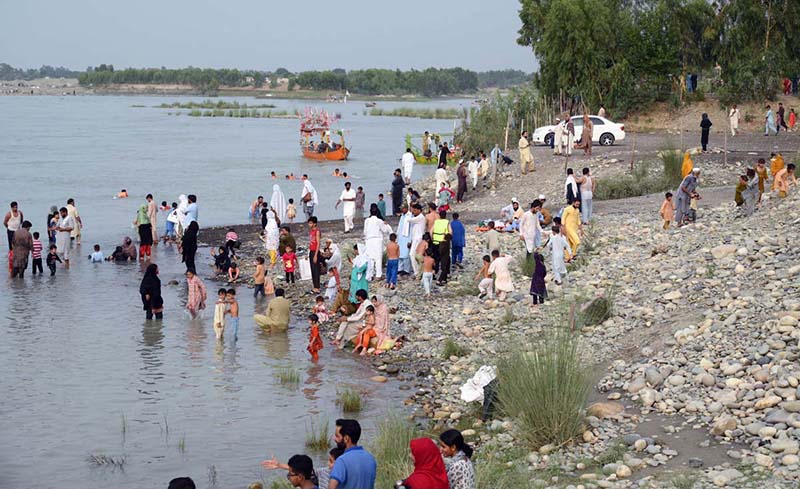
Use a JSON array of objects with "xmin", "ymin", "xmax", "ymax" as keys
[
  {"xmin": 442, "ymin": 338, "xmax": 470, "ymax": 359},
  {"xmin": 474, "ymin": 449, "xmax": 532, "ymax": 487},
  {"xmin": 496, "ymin": 326, "xmax": 591, "ymax": 449},
  {"xmin": 660, "ymin": 147, "xmax": 683, "ymax": 186},
  {"xmin": 336, "ymin": 388, "xmax": 363, "ymax": 413},
  {"xmin": 370, "ymin": 414, "xmax": 421, "ymax": 489}
]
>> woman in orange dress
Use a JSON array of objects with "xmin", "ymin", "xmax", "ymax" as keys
[
  {"xmin": 353, "ymin": 305, "xmax": 377, "ymax": 356},
  {"xmin": 307, "ymin": 313, "xmax": 324, "ymax": 362}
]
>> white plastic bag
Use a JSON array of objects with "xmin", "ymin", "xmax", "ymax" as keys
[
  {"xmin": 298, "ymin": 257, "xmax": 312, "ymax": 281},
  {"xmin": 459, "ymin": 365, "xmax": 497, "ymax": 402}
]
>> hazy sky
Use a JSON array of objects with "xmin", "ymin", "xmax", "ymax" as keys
[{"xmin": 0, "ymin": 0, "xmax": 536, "ymax": 72}]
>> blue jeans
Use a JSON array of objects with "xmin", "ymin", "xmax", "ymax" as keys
[
  {"xmin": 386, "ymin": 259, "xmax": 398, "ymax": 285},
  {"xmin": 229, "ymin": 317, "xmax": 239, "ymax": 340},
  {"xmin": 422, "ymin": 272, "xmax": 433, "ymax": 294},
  {"xmin": 165, "ymin": 221, "xmax": 175, "ymax": 237},
  {"xmin": 451, "ymin": 245, "xmax": 463, "ymax": 265}
]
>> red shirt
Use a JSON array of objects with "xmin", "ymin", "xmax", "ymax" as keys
[
  {"xmin": 309, "ymin": 228, "xmax": 320, "ymax": 252},
  {"xmin": 282, "ymin": 252, "xmax": 297, "ymax": 272}
]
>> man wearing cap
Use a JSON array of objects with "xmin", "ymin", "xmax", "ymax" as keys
[
  {"xmin": 537, "ymin": 195, "xmax": 553, "ymax": 227},
  {"xmin": 520, "ymin": 200, "xmax": 542, "ymax": 256},
  {"xmin": 500, "ymin": 198, "xmax": 524, "ymax": 232},
  {"xmin": 553, "ymin": 118, "xmax": 563, "ymax": 156}
]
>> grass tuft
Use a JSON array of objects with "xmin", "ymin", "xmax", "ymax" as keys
[
  {"xmin": 442, "ymin": 338, "xmax": 470, "ymax": 359},
  {"xmin": 496, "ymin": 325, "xmax": 591, "ymax": 449},
  {"xmin": 370, "ymin": 413, "xmax": 421, "ymax": 489},
  {"xmin": 87, "ymin": 453, "xmax": 126, "ymax": 470},
  {"xmin": 274, "ymin": 367, "xmax": 301, "ymax": 387},
  {"xmin": 304, "ymin": 418, "xmax": 330, "ymax": 451},
  {"xmin": 336, "ymin": 388, "xmax": 364, "ymax": 413},
  {"xmin": 595, "ymin": 144, "xmax": 683, "ymax": 201},
  {"xmin": 368, "ymin": 107, "xmax": 462, "ymax": 119}
]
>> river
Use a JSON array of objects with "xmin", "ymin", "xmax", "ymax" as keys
[{"xmin": 0, "ymin": 95, "xmax": 471, "ymax": 488}]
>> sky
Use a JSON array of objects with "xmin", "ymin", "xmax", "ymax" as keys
[{"xmin": 0, "ymin": 0, "xmax": 537, "ymax": 73}]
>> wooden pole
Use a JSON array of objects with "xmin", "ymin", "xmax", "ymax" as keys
[
  {"xmin": 630, "ymin": 132, "xmax": 637, "ymax": 172},
  {"xmin": 503, "ymin": 109, "xmax": 511, "ymax": 153},
  {"xmin": 724, "ymin": 124, "xmax": 728, "ymax": 167}
]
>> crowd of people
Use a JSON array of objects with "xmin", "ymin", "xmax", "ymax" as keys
[{"xmin": 168, "ymin": 420, "xmax": 475, "ymax": 489}]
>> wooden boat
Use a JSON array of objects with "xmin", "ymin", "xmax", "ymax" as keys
[
  {"xmin": 364, "ymin": 102, "xmax": 377, "ymax": 108},
  {"xmin": 300, "ymin": 108, "xmax": 350, "ymax": 161},
  {"xmin": 302, "ymin": 145, "xmax": 350, "ymax": 161},
  {"xmin": 405, "ymin": 133, "xmax": 458, "ymax": 165}
]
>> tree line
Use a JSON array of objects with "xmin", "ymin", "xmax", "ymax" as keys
[
  {"xmin": 72, "ymin": 65, "xmax": 530, "ymax": 96},
  {"xmin": 0, "ymin": 63, "xmax": 81, "ymax": 81},
  {"xmin": 517, "ymin": 0, "xmax": 800, "ymax": 116}
]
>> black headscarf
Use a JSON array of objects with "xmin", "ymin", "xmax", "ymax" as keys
[
  {"xmin": 139, "ymin": 264, "xmax": 163, "ymax": 310},
  {"xmin": 182, "ymin": 221, "xmax": 199, "ymax": 259}
]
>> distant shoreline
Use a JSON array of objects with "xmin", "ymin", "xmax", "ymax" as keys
[{"xmin": 0, "ymin": 77, "xmax": 486, "ymax": 101}]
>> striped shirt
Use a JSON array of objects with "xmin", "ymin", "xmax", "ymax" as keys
[{"xmin": 32, "ymin": 239, "xmax": 43, "ymax": 259}]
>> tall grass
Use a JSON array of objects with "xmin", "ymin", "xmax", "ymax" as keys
[
  {"xmin": 497, "ymin": 326, "xmax": 591, "ymax": 449},
  {"xmin": 474, "ymin": 449, "xmax": 531, "ymax": 487},
  {"xmin": 368, "ymin": 107, "xmax": 463, "ymax": 119},
  {"xmin": 87, "ymin": 453, "xmax": 126, "ymax": 469},
  {"xmin": 594, "ymin": 145, "xmax": 682, "ymax": 201},
  {"xmin": 336, "ymin": 388, "xmax": 364, "ymax": 413},
  {"xmin": 157, "ymin": 100, "xmax": 276, "ymax": 109},
  {"xmin": 304, "ymin": 417, "xmax": 330, "ymax": 451},
  {"xmin": 370, "ymin": 414, "xmax": 421, "ymax": 489},
  {"xmin": 187, "ymin": 109, "xmax": 293, "ymax": 118},
  {"xmin": 442, "ymin": 338, "xmax": 470, "ymax": 359},
  {"xmin": 274, "ymin": 367, "xmax": 301, "ymax": 387}
]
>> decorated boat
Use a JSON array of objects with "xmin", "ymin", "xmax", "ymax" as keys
[
  {"xmin": 300, "ymin": 108, "xmax": 350, "ymax": 161},
  {"xmin": 404, "ymin": 133, "xmax": 459, "ymax": 165}
]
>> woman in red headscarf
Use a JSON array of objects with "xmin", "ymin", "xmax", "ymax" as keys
[{"xmin": 402, "ymin": 438, "xmax": 449, "ymax": 489}]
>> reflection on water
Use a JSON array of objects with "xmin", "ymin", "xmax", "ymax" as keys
[{"xmin": 258, "ymin": 329, "xmax": 291, "ymax": 360}]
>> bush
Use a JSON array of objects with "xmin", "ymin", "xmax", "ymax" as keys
[
  {"xmin": 594, "ymin": 159, "xmax": 675, "ymax": 201},
  {"xmin": 442, "ymin": 339, "xmax": 470, "ymax": 359},
  {"xmin": 369, "ymin": 414, "xmax": 420, "ymax": 489},
  {"xmin": 474, "ymin": 449, "xmax": 531, "ymax": 487},
  {"xmin": 496, "ymin": 326, "xmax": 591, "ymax": 449},
  {"xmin": 274, "ymin": 367, "xmax": 300, "ymax": 387}
]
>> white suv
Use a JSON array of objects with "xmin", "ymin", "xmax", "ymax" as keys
[{"xmin": 531, "ymin": 116, "xmax": 625, "ymax": 146}]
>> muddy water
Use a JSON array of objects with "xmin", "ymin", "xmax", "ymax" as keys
[
  {"xmin": 0, "ymin": 95, "xmax": 468, "ymax": 488},
  {"xmin": 0, "ymin": 246, "xmax": 409, "ymax": 488}
]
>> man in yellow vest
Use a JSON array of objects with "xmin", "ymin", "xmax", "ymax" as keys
[{"xmin": 431, "ymin": 210, "xmax": 452, "ymax": 278}]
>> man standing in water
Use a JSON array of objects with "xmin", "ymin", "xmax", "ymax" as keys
[
  {"xmin": 300, "ymin": 175, "xmax": 318, "ymax": 219},
  {"xmin": 363, "ymin": 207, "xmax": 391, "ymax": 280},
  {"xmin": 11, "ymin": 220, "xmax": 32, "ymax": 278},
  {"xmin": 66, "ymin": 198, "xmax": 82, "ymax": 246},
  {"xmin": 55, "ymin": 206, "xmax": 74, "ymax": 268},
  {"xmin": 146, "ymin": 194, "xmax": 158, "ymax": 243},
  {"xmin": 401, "ymin": 147, "xmax": 415, "ymax": 184},
  {"xmin": 3, "ymin": 201, "xmax": 23, "ymax": 250},
  {"xmin": 335, "ymin": 181, "xmax": 357, "ymax": 233}
]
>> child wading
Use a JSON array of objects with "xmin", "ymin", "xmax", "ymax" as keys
[
  {"xmin": 31, "ymin": 232, "xmax": 43, "ymax": 275},
  {"xmin": 226, "ymin": 288, "xmax": 239, "ymax": 340},
  {"xmin": 213, "ymin": 288, "xmax": 227, "ymax": 340},
  {"xmin": 46, "ymin": 244, "xmax": 62, "ymax": 276},
  {"xmin": 307, "ymin": 313, "xmax": 324, "ymax": 361}
]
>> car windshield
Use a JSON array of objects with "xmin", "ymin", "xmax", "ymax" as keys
[{"xmin": 571, "ymin": 117, "xmax": 583, "ymax": 126}]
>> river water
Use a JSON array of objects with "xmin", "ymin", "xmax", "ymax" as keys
[{"xmin": 0, "ymin": 95, "xmax": 470, "ymax": 488}]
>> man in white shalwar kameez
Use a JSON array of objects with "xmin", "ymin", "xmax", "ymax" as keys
[
  {"xmin": 335, "ymin": 181, "xmax": 357, "ymax": 232},
  {"xmin": 401, "ymin": 148, "xmax": 416, "ymax": 184},
  {"xmin": 519, "ymin": 201, "xmax": 542, "ymax": 255},
  {"xmin": 406, "ymin": 204, "xmax": 426, "ymax": 276},
  {"xmin": 548, "ymin": 226, "xmax": 572, "ymax": 285},
  {"xmin": 435, "ymin": 167, "xmax": 448, "ymax": 195},
  {"xmin": 363, "ymin": 206, "xmax": 392, "ymax": 280},
  {"xmin": 553, "ymin": 118, "xmax": 563, "ymax": 155},
  {"xmin": 397, "ymin": 206, "xmax": 413, "ymax": 274},
  {"xmin": 468, "ymin": 157, "xmax": 479, "ymax": 190}
]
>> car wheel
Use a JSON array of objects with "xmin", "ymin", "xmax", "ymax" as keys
[
  {"xmin": 599, "ymin": 133, "xmax": 615, "ymax": 146},
  {"xmin": 544, "ymin": 133, "xmax": 554, "ymax": 146}
]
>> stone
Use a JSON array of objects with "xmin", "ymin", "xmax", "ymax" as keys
[
  {"xmin": 582, "ymin": 430, "xmax": 596, "ymax": 443},
  {"xmin": 633, "ymin": 439, "xmax": 647, "ymax": 452},
  {"xmin": 663, "ymin": 291, "xmax": 683, "ymax": 301},
  {"xmin": 783, "ymin": 401, "xmax": 800, "ymax": 413},
  {"xmin": 370, "ymin": 376, "xmax": 388, "ymax": 383},
  {"xmin": 586, "ymin": 401, "xmax": 624, "ymax": 419},
  {"xmin": 696, "ymin": 373, "xmax": 716, "ymax": 386},
  {"xmin": 711, "ymin": 244, "xmax": 737, "ymax": 259},
  {"xmin": 770, "ymin": 438, "xmax": 799, "ymax": 454},
  {"xmin": 644, "ymin": 367, "xmax": 663, "ymax": 387},
  {"xmin": 640, "ymin": 388, "xmax": 657, "ymax": 407},
  {"xmin": 755, "ymin": 395, "xmax": 782, "ymax": 410},
  {"xmin": 782, "ymin": 454, "xmax": 799, "ymax": 466},
  {"xmin": 710, "ymin": 416, "xmax": 737, "ymax": 436},
  {"xmin": 754, "ymin": 453, "xmax": 773, "ymax": 468},
  {"xmin": 615, "ymin": 464, "xmax": 631, "ymax": 479},
  {"xmin": 627, "ymin": 377, "xmax": 646, "ymax": 393},
  {"xmin": 688, "ymin": 458, "xmax": 703, "ymax": 468},
  {"xmin": 461, "ymin": 429, "xmax": 476, "ymax": 437},
  {"xmin": 667, "ymin": 374, "xmax": 686, "ymax": 386}
]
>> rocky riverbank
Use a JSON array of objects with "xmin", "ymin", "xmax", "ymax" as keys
[{"xmin": 204, "ymin": 129, "xmax": 800, "ymax": 487}]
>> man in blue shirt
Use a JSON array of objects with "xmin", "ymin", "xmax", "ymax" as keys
[
  {"xmin": 329, "ymin": 419, "xmax": 376, "ymax": 489},
  {"xmin": 185, "ymin": 194, "xmax": 199, "ymax": 225},
  {"xmin": 450, "ymin": 212, "xmax": 466, "ymax": 269}
]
